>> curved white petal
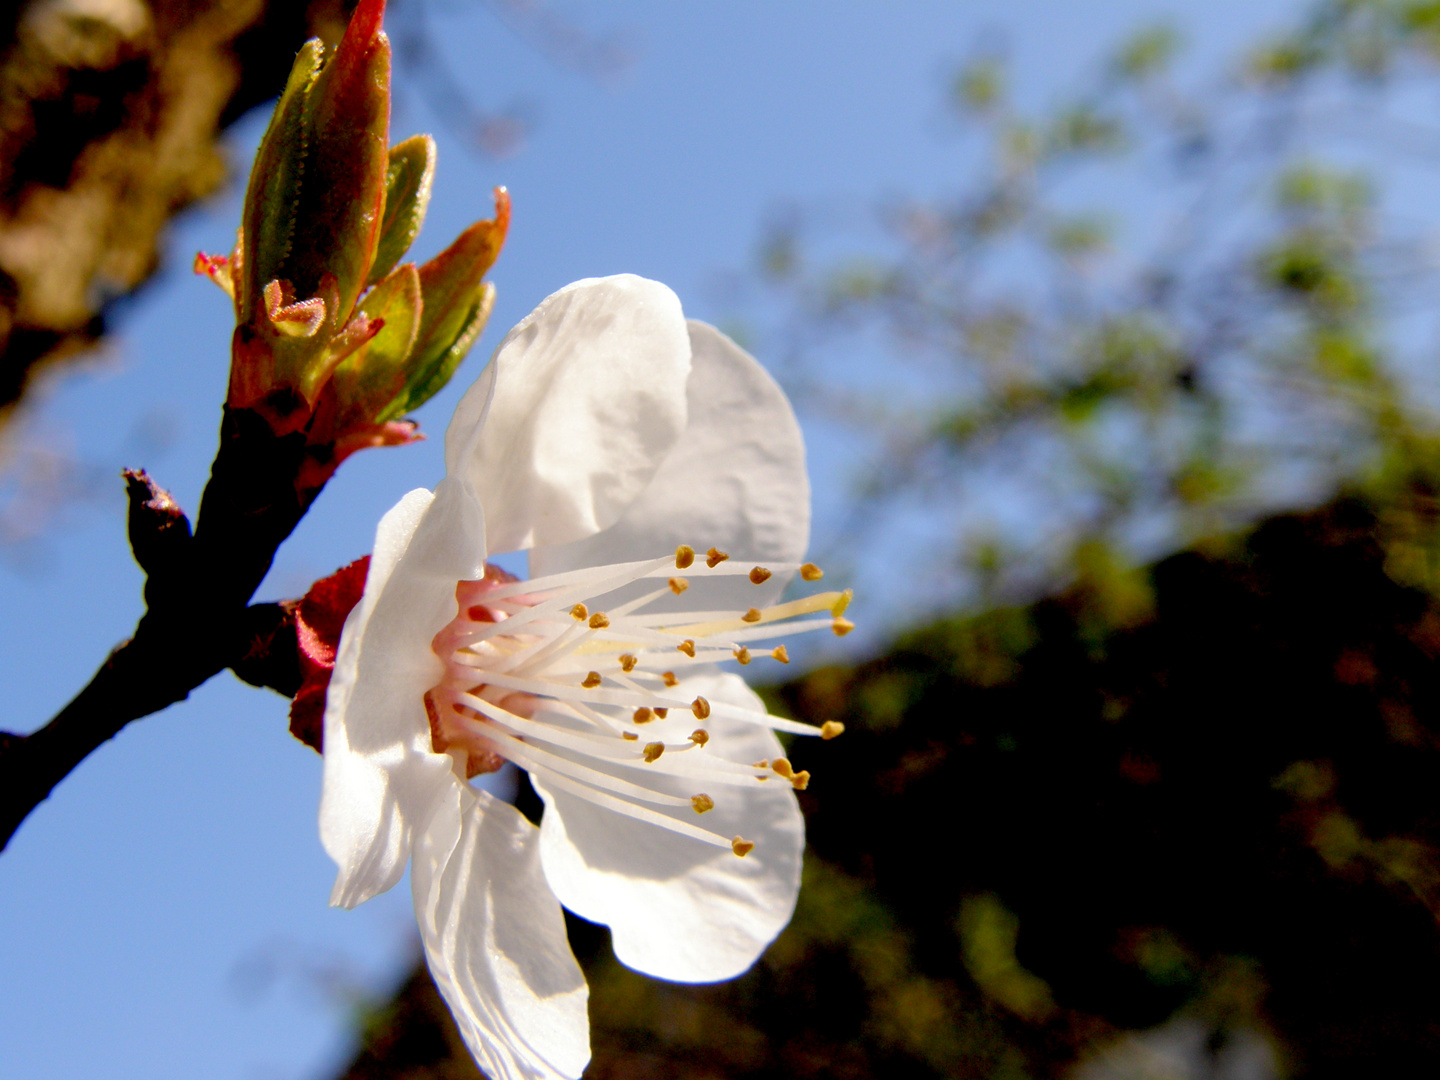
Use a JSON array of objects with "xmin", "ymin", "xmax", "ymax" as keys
[
  {"xmin": 321, "ymin": 479, "xmax": 488, "ymax": 908},
  {"xmin": 444, "ymin": 275, "xmax": 692, "ymax": 554},
  {"xmin": 532, "ymin": 669, "xmax": 805, "ymax": 983},
  {"xmin": 529, "ymin": 320, "xmax": 809, "ymax": 614},
  {"xmin": 413, "ymin": 781, "xmax": 591, "ymax": 1080}
]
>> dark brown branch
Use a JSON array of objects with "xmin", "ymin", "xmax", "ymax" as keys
[{"xmin": 0, "ymin": 407, "xmax": 324, "ymax": 851}]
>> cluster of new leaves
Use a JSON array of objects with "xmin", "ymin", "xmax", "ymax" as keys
[
  {"xmin": 196, "ymin": 0, "xmax": 508, "ymax": 494},
  {"xmin": 762, "ymin": 0, "xmax": 1440, "ymax": 614}
]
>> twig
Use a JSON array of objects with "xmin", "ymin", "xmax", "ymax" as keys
[{"xmin": 0, "ymin": 408, "xmax": 322, "ymax": 851}]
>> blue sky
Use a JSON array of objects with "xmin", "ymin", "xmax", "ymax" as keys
[{"xmin": 0, "ymin": 3, "xmax": 1299, "ymax": 1078}]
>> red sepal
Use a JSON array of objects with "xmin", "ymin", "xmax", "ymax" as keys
[{"xmin": 289, "ymin": 556, "xmax": 371, "ymax": 752}]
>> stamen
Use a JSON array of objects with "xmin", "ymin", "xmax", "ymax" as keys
[
  {"xmin": 428, "ymin": 550, "xmax": 851, "ymax": 856},
  {"xmin": 832, "ymin": 618, "xmax": 855, "ymax": 636},
  {"xmin": 821, "ymin": 721, "xmax": 845, "ymax": 740},
  {"xmin": 753, "ymin": 759, "xmax": 769, "ymax": 769},
  {"xmin": 532, "ymin": 767, "xmax": 731, "ymax": 849}
]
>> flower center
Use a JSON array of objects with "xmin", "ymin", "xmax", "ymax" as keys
[{"xmin": 425, "ymin": 545, "xmax": 850, "ymax": 856}]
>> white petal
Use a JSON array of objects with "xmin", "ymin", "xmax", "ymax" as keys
[
  {"xmin": 532, "ymin": 670, "xmax": 805, "ymax": 983},
  {"xmin": 445, "ymin": 275, "xmax": 691, "ymax": 554},
  {"xmin": 320, "ymin": 480, "xmax": 488, "ymax": 908},
  {"xmin": 529, "ymin": 320, "xmax": 809, "ymax": 614},
  {"xmin": 413, "ymin": 780, "xmax": 591, "ymax": 1080}
]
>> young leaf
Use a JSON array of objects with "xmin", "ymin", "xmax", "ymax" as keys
[
  {"xmin": 368, "ymin": 135, "xmax": 436, "ymax": 287},
  {"xmin": 328, "ymin": 263, "xmax": 422, "ymax": 417},
  {"xmin": 409, "ymin": 188, "xmax": 510, "ymax": 375},
  {"xmin": 379, "ymin": 282, "xmax": 495, "ymax": 421},
  {"xmin": 239, "ymin": 39, "xmax": 323, "ymax": 324},
  {"xmin": 282, "ymin": 0, "xmax": 392, "ymax": 332}
]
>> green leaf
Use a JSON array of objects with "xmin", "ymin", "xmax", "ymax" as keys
[
  {"xmin": 239, "ymin": 39, "xmax": 323, "ymax": 324},
  {"xmin": 282, "ymin": 0, "xmax": 392, "ymax": 333},
  {"xmin": 380, "ymin": 282, "xmax": 495, "ymax": 421},
  {"xmin": 408, "ymin": 194, "xmax": 509, "ymax": 374},
  {"xmin": 368, "ymin": 135, "xmax": 436, "ymax": 287},
  {"xmin": 328, "ymin": 263, "xmax": 422, "ymax": 417}
]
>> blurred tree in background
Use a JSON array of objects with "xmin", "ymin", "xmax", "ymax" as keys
[{"xmin": 325, "ymin": 2, "xmax": 1440, "ymax": 1077}]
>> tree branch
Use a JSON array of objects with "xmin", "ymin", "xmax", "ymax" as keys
[{"xmin": 0, "ymin": 408, "xmax": 324, "ymax": 851}]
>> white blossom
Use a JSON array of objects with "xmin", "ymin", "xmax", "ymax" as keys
[{"xmin": 318, "ymin": 275, "xmax": 848, "ymax": 1080}]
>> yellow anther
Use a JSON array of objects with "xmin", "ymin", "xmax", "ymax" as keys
[
  {"xmin": 791, "ymin": 770, "xmax": 811, "ymax": 791},
  {"xmin": 732, "ymin": 836, "xmax": 755, "ymax": 857},
  {"xmin": 663, "ymin": 671, "xmax": 679, "ymax": 687},
  {"xmin": 771, "ymin": 645, "xmax": 790, "ymax": 664},
  {"xmin": 675, "ymin": 544, "xmax": 695, "ymax": 569},
  {"xmin": 749, "ymin": 566, "xmax": 772, "ymax": 585},
  {"xmin": 633, "ymin": 707, "xmax": 654, "ymax": 725},
  {"xmin": 589, "ymin": 612, "xmax": 610, "ymax": 629},
  {"xmin": 643, "ymin": 741, "xmax": 665, "ymax": 763},
  {"xmin": 706, "ymin": 547, "xmax": 729, "ymax": 568},
  {"xmin": 753, "ymin": 759, "xmax": 770, "ymax": 769},
  {"xmin": 832, "ymin": 589, "xmax": 853, "ymax": 617},
  {"xmin": 570, "ymin": 603, "xmax": 588, "ymax": 620},
  {"xmin": 734, "ymin": 646, "xmax": 752, "ymax": 665},
  {"xmin": 742, "ymin": 608, "xmax": 762, "ymax": 623},
  {"xmin": 771, "ymin": 757, "xmax": 795, "ymax": 779},
  {"xmin": 654, "ymin": 707, "xmax": 669, "ymax": 719},
  {"xmin": 689, "ymin": 728, "xmax": 710, "ymax": 746},
  {"xmin": 677, "ymin": 639, "xmax": 696, "ymax": 657},
  {"xmin": 800, "ymin": 563, "xmax": 824, "ymax": 581},
  {"xmin": 832, "ymin": 618, "xmax": 855, "ymax": 637},
  {"xmin": 619, "ymin": 654, "xmax": 638, "ymax": 673},
  {"xmin": 691, "ymin": 696, "xmax": 711, "ymax": 720},
  {"xmin": 669, "ymin": 577, "xmax": 689, "ymax": 594},
  {"xmin": 691, "ymin": 794, "xmax": 715, "ymax": 814},
  {"xmin": 622, "ymin": 732, "xmax": 638, "ymax": 741},
  {"xmin": 821, "ymin": 720, "xmax": 845, "ymax": 740},
  {"xmin": 581, "ymin": 672, "xmax": 602, "ymax": 688}
]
